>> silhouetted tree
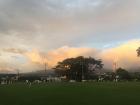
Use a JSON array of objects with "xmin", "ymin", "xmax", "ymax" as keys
[
  {"xmin": 136, "ymin": 47, "xmax": 140, "ymax": 56},
  {"xmin": 54, "ymin": 56, "xmax": 103, "ymax": 81},
  {"xmin": 116, "ymin": 68, "xmax": 130, "ymax": 80}
]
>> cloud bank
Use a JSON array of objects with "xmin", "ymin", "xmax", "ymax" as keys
[
  {"xmin": 0, "ymin": 0, "xmax": 140, "ymax": 72},
  {"xmin": 1, "ymin": 40, "xmax": 140, "ymax": 72},
  {"xmin": 0, "ymin": 0, "xmax": 140, "ymax": 50}
]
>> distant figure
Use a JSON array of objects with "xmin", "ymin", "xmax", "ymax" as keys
[
  {"xmin": 25, "ymin": 80, "xmax": 32, "ymax": 87},
  {"xmin": 98, "ymin": 76, "xmax": 104, "ymax": 82},
  {"xmin": 115, "ymin": 75, "xmax": 119, "ymax": 82},
  {"xmin": 29, "ymin": 82, "xmax": 32, "ymax": 88},
  {"xmin": 25, "ymin": 80, "xmax": 29, "ymax": 84},
  {"xmin": 34, "ymin": 80, "xmax": 42, "ymax": 84},
  {"xmin": 43, "ymin": 80, "xmax": 46, "ymax": 83}
]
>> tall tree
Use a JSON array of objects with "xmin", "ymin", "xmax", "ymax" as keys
[
  {"xmin": 116, "ymin": 68, "xmax": 130, "ymax": 80},
  {"xmin": 136, "ymin": 47, "xmax": 140, "ymax": 56},
  {"xmin": 54, "ymin": 56, "xmax": 103, "ymax": 81}
]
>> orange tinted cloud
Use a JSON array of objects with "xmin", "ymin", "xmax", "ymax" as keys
[
  {"xmin": 100, "ymin": 40, "xmax": 140, "ymax": 70},
  {"xmin": 24, "ymin": 40, "xmax": 140, "ymax": 71},
  {"xmin": 25, "ymin": 46, "xmax": 98, "ymax": 68},
  {"xmin": 1, "ymin": 40, "xmax": 140, "ymax": 72}
]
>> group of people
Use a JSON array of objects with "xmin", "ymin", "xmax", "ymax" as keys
[
  {"xmin": 0, "ymin": 74, "xmax": 120, "ymax": 85},
  {"xmin": 98, "ymin": 75, "xmax": 120, "ymax": 82}
]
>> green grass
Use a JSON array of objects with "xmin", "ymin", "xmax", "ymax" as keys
[{"xmin": 0, "ymin": 82, "xmax": 140, "ymax": 105}]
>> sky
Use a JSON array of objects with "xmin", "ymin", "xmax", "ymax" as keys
[{"xmin": 0, "ymin": 0, "xmax": 140, "ymax": 73}]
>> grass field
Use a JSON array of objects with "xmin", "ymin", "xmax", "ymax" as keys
[{"xmin": 0, "ymin": 82, "xmax": 140, "ymax": 105}]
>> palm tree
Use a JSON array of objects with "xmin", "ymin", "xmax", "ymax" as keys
[{"xmin": 137, "ymin": 47, "xmax": 140, "ymax": 57}]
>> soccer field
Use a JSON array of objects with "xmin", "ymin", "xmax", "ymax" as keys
[{"xmin": 0, "ymin": 82, "xmax": 140, "ymax": 105}]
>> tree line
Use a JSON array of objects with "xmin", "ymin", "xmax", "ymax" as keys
[{"xmin": 53, "ymin": 47, "xmax": 140, "ymax": 81}]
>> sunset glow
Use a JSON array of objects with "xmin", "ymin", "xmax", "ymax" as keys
[{"xmin": 0, "ymin": 0, "xmax": 140, "ymax": 72}]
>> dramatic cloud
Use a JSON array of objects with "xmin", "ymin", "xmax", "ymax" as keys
[
  {"xmin": 0, "ymin": 0, "xmax": 140, "ymax": 50},
  {"xmin": 25, "ymin": 46, "xmax": 98, "ymax": 68},
  {"xmin": 0, "ymin": 0, "xmax": 140, "ymax": 72},
  {"xmin": 1, "ymin": 40, "xmax": 140, "ymax": 72},
  {"xmin": 24, "ymin": 40, "xmax": 140, "ymax": 72},
  {"xmin": 100, "ymin": 40, "xmax": 140, "ymax": 70}
]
